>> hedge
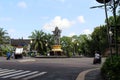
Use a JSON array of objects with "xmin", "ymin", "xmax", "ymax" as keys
[{"xmin": 101, "ymin": 55, "xmax": 120, "ymax": 80}]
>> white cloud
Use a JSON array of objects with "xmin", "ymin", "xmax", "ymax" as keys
[
  {"xmin": 8, "ymin": 29, "xmax": 16, "ymax": 33},
  {"xmin": 43, "ymin": 16, "xmax": 74, "ymax": 31},
  {"xmin": 68, "ymin": 32, "xmax": 76, "ymax": 37},
  {"xmin": 0, "ymin": 17, "xmax": 13, "ymax": 22},
  {"xmin": 77, "ymin": 16, "xmax": 85, "ymax": 23},
  {"xmin": 17, "ymin": 1, "xmax": 27, "ymax": 8},
  {"xmin": 82, "ymin": 29, "xmax": 92, "ymax": 35},
  {"xmin": 7, "ymin": 28, "xmax": 16, "ymax": 38}
]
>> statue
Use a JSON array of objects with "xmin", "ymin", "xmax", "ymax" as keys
[
  {"xmin": 51, "ymin": 26, "xmax": 63, "ymax": 56},
  {"xmin": 52, "ymin": 27, "xmax": 61, "ymax": 45}
]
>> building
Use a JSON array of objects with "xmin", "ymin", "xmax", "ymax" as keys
[{"xmin": 10, "ymin": 39, "xmax": 31, "ymax": 47}]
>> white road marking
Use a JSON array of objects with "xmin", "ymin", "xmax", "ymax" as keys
[
  {"xmin": 1, "ymin": 71, "xmax": 30, "ymax": 78},
  {"xmin": 0, "ymin": 68, "xmax": 47, "ymax": 80},
  {"xmin": 12, "ymin": 71, "xmax": 38, "ymax": 79},
  {"xmin": 0, "ymin": 69, "xmax": 15, "ymax": 74},
  {"xmin": 18, "ymin": 59, "xmax": 36, "ymax": 62},
  {"xmin": 0, "ymin": 70, "xmax": 23, "ymax": 76},
  {"xmin": 0, "ymin": 68, "xmax": 9, "ymax": 71},
  {"xmin": 22, "ymin": 72, "xmax": 47, "ymax": 80}
]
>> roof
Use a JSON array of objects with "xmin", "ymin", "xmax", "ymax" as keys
[{"xmin": 11, "ymin": 39, "xmax": 30, "ymax": 47}]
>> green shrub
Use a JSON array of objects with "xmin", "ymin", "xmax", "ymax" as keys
[
  {"xmin": 66, "ymin": 52, "xmax": 73, "ymax": 58},
  {"xmin": 101, "ymin": 55, "xmax": 120, "ymax": 80}
]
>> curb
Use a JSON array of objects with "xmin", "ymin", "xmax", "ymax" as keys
[
  {"xmin": 17, "ymin": 59, "xmax": 36, "ymax": 62},
  {"xmin": 76, "ymin": 68, "xmax": 100, "ymax": 80}
]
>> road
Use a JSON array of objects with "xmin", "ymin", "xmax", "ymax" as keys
[{"xmin": 0, "ymin": 57, "xmax": 104, "ymax": 80}]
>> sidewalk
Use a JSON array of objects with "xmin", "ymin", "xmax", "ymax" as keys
[
  {"xmin": 76, "ymin": 58, "xmax": 106, "ymax": 80},
  {"xmin": 85, "ymin": 68, "xmax": 103, "ymax": 80},
  {"xmin": 0, "ymin": 57, "xmax": 36, "ymax": 62},
  {"xmin": 76, "ymin": 68, "xmax": 103, "ymax": 80}
]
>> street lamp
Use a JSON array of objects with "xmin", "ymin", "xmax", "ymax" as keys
[
  {"xmin": 95, "ymin": 0, "xmax": 120, "ymax": 55},
  {"xmin": 109, "ymin": 30, "xmax": 113, "ymax": 36},
  {"xmin": 109, "ymin": 30, "xmax": 113, "ymax": 60},
  {"xmin": 30, "ymin": 40, "xmax": 33, "ymax": 51},
  {"xmin": 30, "ymin": 40, "xmax": 33, "ymax": 44},
  {"xmin": 95, "ymin": 0, "xmax": 112, "ymax": 57},
  {"xmin": 112, "ymin": 0, "xmax": 119, "ymax": 55},
  {"xmin": 45, "ymin": 40, "xmax": 48, "ymax": 56},
  {"xmin": 96, "ymin": 0, "xmax": 111, "ymax": 3},
  {"xmin": 77, "ymin": 43, "xmax": 79, "ymax": 55},
  {"xmin": 72, "ymin": 38, "xmax": 75, "ymax": 56},
  {"xmin": 96, "ymin": 0, "xmax": 111, "ymax": 36}
]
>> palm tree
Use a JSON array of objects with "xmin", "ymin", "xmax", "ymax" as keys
[
  {"xmin": 29, "ymin": 30, "xmax": 55, "ymax": 55},
  {"xmin": 0, "ymin": 27, "xmax": 11, "ymax": 56},
  {"xmin": 29, "ymin": 30, "xmax": 47, "ymax": 55},
  {"xmin": 107, "ymin": 16, "xmax": 120, "ymax": 26},
  {"xmin": 45, "ymin": 33, "xmax": 54, "ymax": 52},
  {"xmin": 0, "ymin": 27, "xmax": 10, "ymax": 44}
]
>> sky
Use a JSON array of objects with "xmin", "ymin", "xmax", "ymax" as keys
[{"xmin": 0, "ymin": 0, "xmax": 113, "ymax": 39}]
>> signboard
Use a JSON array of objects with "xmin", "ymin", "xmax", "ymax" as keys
[{"xmin": 15, "ymin": 48, "xmax": 23, "ymax": 54}]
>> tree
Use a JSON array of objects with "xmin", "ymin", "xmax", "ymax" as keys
[
  {"xmin": 45, "ymin": 33, "xmax": 54, "ymax": 53},
  {"xmin": 29, "ymin": 30, "xmax": 54, "ymax": 55},
  {"xmin": 0, "ymin": 27, "xmax": 10, "ymax": 44},
  {"xmin": 61, "ymin": 36, "xmax": 73, "ymax": 57},
  {"xmin": 107, "ymin": 15, "xmax": 120, "ymax": 26},
  {"xmin": 78, "ymin": 34, "xmax": 91, "ymax": 56},
  {"xmin": 91, "ymin": 25, "xmax": 108, "ymax": 55},
  {"xmin": 61, "ymin": 34, "xmax": 93, "ymax": 57},
  {"xmin": 29, "ymin": 30, "xmax": 47, "ymax": 55},
  {"xmin": 0, "ymin": 27, "xmax": 11, "ymax": 56}
]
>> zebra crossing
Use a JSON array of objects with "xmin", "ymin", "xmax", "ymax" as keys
[{"xmin": 0, "ymin": 68, "xmax": 47, "ymax": 80}]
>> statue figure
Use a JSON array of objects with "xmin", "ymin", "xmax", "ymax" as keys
[{"xmin": 52, "ymin": 27, "xmax": 61, "ymax": 45}]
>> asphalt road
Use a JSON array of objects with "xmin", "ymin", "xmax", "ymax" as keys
[{"xmin": 0, "ymin": 57, "xmax": 103, "ymax": 80}]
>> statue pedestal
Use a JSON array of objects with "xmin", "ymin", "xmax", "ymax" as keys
[{"xmin": 51, "ymin": 45, "xmax": 63, "ymax": 56}]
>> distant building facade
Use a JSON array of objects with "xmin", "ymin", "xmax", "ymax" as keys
[{"xmin": 10, "ymin": 39, "xmax": 30, "ymax": 47}]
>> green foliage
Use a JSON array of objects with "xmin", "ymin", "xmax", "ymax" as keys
[
  {"xmin": 78, "ymin": 34, "xmax": 92, "ymax": 56},
  {"xmin": 0, "ymin": 45, "xmax": 13, "ymax": 56},
  {"xmin": 0, "ymin": 27, "xmax": 11, "ymax": 56},
  {"xmin": 101, "ymin": 55, "xmax": 120, "ymax": 80},
  {"xmin": 0, "ymin": 27, "xmax": 10, "ymax": 44},
  {"xmin": 29, "ymin": 30, "xmax": 53, "ymax": 55},
  {"xmin": 61, "ymin": 36, "xmax": 73, "ymax": 55},
  {"xmin": 90, "ymin": 25, "xmax": 108, "ymax": 56},
  {"xmin": 107, "ymin": 15, "xmax": 120, "ymax": 26},
  {"xmin": 61, "ymin": 35, "xmax": 91, "ymax": 56},
  {"xmin": 67, "ymin": 52, "xmax": 73, "ymax": 58}
]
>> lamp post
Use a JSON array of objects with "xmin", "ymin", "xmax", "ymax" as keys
[
  {"xmin": 95, "ymin": 0, "xmax": 110, "ymax": 37},
  {"xmin": 95, "ymin": 0, "xmax": 112, "ymax": 57},
  {"xmin": 96, "ymin": 0, "xmax": 111, "ymax": 3},
  {"xmin": 72, "ymin": 38, "xmax": 75, "ymax": 56},
  {"xmin": 95, "ymin": 0, "xmax": 119, "ymax": 55},
  {"xmin": 112, "ymin": 0, "xmax": 119, "ymax": 55},
  {"xmin": 77, "ymin": 43, "xmax": 79, "ymax": 55},
  {"xmin": 109, "ymin": 30, "xmax": 113, "ymax": 60},
  {"xmin": 30, "ymin": 40, "xmax": 33, "ymax": 51},
  {"xmin": 45, "ymin": 40, "xmax": 48, "ymax": 56}
]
